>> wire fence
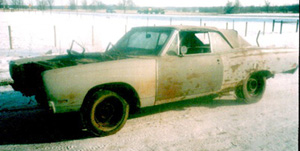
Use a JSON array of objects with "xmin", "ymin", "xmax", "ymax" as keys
[{"xmin": 1, "ymin": 11, "xmax": 299, "ymax": 53}]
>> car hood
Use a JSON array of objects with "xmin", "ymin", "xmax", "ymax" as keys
[{"xmin": 10, "ymin": 52, "xmax": 131, "ymax": 70}]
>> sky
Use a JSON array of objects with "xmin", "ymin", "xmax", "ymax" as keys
[{"xmin": 16, "ymin": 0, "xmax": 300, "ymax": 7}]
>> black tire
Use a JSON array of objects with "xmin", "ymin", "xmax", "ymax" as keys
[
  {"xmin": 235, "ymin": 74, "xmax": 266, "ymax": 104},
  {"xmin": 81, "ymin": 90, "xmax": 129, "ymax": 136}
]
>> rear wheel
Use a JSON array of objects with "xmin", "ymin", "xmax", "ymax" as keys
[
  {"xmin": 81, "ymin": 90, "xmax": 129, "ymax": 136},
  {"xmin": 235, "ymin": 74, "xmax": 266, "ymax": 104}
]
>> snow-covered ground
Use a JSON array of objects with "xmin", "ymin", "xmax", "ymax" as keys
[{"xmin": 0, "ymin": 11, "xmax": 299, "ymax": 150}]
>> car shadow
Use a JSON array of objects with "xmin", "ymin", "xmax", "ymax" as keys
[
  {"xmin": 129, "ymin": 95, "xmax": 242, "ymax": 119},
  {"xmin": 0, "ymin": 109, "xmax": 92, "ymax": 145},
  {"xmin": 0, "ymin": 94, "xmax": 242, "ymax": 145}
]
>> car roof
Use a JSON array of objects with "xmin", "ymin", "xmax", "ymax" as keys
[
  {"xmin": 131, "ymin": 26, "xmax": 251, "ymax": 48},
  {"xmin": 132, "ymin": 25, "xmax": 218, "ymax": 32}
]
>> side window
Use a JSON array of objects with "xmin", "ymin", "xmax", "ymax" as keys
[
  {"xmin": 166, "ymin": 34, "xmax": 179, "ymax": 56},
  {"xmin": 180, "ymin": 32, "xmax": 211, "ymax": 55},
  {"xmin": 209, "ymin": 32, "xmax": 232, "ymax": 53},
  {"xmin": 158, "ymin": 32, "xmax": 169, "ymax": 46}
]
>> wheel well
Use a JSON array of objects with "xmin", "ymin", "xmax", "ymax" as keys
[
  {"xmin": 235, "ymin": 70, "xmax": 273, "ymax": 88},
  {"xmin": 82, "ymin": 82, "xmax": 140, "ymax": 113},
  {"xmin": 252, "ymin": 70, "xmax": 274, "ymax": 79}
]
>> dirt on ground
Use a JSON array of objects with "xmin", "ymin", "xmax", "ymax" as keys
[{"xmin": 0, "ymin": 70, "xmax": 298, "ymax": 151}]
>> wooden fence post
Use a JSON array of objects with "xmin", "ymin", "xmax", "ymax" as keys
[
  {"xmin": 296, "ymin": 20, "xmax": 299, "ymax": 32},
  {"xmin": 232, "ymin": 20, "xmax": 235, "ymax": 29},
  {"xmin": 92, "ymin": 26, "xmax": 94, "ymax": 46},
  {"xmin": 245, "ymin": 22, "xmax": 248, "ymax": 37},
  {"xmin": 147, "ymin": 17, "xmax": 149, "ymax": 26},
  {"xmin": 125, "ymin": 16, "xmax": 128, "ymax": 33},
  {"xmin": 272, "ymin": 19, "xmax": 275, "ymax": 32},
  {"xmin": 280, "ymin": 20, "xmax": 283, "ymax": 34},
  {"xmin": 8, "ymin": 26, "xmax": 13, "ymax": 49},
  {"xmin": 263, "ymin": 21, "xmax": 266, "ymax": 35},
  {"xmin": 54, "ymin": 25, "xmax": 57, "ymax": 47}
]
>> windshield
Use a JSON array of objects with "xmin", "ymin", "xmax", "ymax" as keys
[{"xmin": 112, "ymin": 28, "xmax": 173, "ymax": 56}]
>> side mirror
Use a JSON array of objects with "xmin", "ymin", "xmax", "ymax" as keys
[{"xmin": 180, "ymin": 46, "xmax": 188, "ymax": 56}]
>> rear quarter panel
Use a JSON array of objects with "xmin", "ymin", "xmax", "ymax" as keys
[{"xmin": 220, "ymin": 47, "xmax": 298, "ymax": 90}]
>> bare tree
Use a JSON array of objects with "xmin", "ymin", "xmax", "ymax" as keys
[
  {"xmin": 123, "ymin": 0, "xmax": 126, "ymax": 13},
  {"xmin": 234, "ymin": 0, "xmax": 240, "ymax": 12},
  {"xmin": 264, "ymin": 0, "xmax": 271, "ymax": 12},
  {"xmin": 28, "ymin": 0, "xmax": 33, "ymax": 8},
  {"xmin": 82, "ymin": 0, "xmax": 87, "ymax": 9},
  {"xmin": 89, "ymin": 0, "xmax": 105, "ymax": 11},
  {"xmin": 36, "ymin": 0, "xmax": 47, "ymax": 10},
  {"xmin": 69, "ymin": 0, "xmax": 76, "ymax": 10},
  {"xmin": 224, "ymin": 0, "xmax": 240, "ymax": 14},
  {"xmin": 126, "ymin": 0, "xmax": 135, "ymax": 10},
  {"xmin": 224, "ymin": 1, "xmax": 234, "ymax": 14},
  {"xmin": 47, "ymin": 0, "xmax": 54, "ymax": 10},
  {"xmin": 11, "ymin": 0, "xmax": 24, "ymax": 9},
  {"xmin": 121, "ymin": 0, "xmax": 135, "ymax": 13}
]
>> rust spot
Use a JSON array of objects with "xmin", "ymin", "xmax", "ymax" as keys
[
  {"xmin": 140, "ymin": 79, "xmax": 156, "ymax": 95},
  {"xmin": 167, "ymin": 77, "xmax": 173, "ymax": 81},
  {"xmin": 161, "ymin": 81, "xmax": 183, "ymax": 100},
  {"xmin": 58, "ymin": 99, "xmax": 68, "ymax": 103},
  {"xmin": 68, "ymin": 93, "xmax": 76, "ymax": 100},
  {"xmin": 292, "ymin": 63, "xmax": 297, "ymax": 68},
  {"xmin": 224, "ymin": 79, "xmax": 231, "ymax": 82},
  {"xmin": 187, "ymin": 73, "xmax": 201, "ymax": 80},
  {"xmin": 207, "ymin": 81, "xmax": 215, "ymax": 92},
  {"xmin": 231, "ymin": 64, "xmax": 241, "ymax": 73}
]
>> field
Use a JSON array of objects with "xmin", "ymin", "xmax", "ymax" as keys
[{"xmin": 0, "ymin": 11, "xmax": 299, "ymax": 150}]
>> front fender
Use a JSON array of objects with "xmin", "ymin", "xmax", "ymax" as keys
[{"xmin": 42, "ymin": 58, "xmax": 156, "ymax": 113}]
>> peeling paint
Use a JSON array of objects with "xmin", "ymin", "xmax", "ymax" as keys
[
  {"xmin": 187, "ymin": 73, "xmax": 201, "ymax": 80},
  {"xmin": 230, "ymin": 64, "xmax": 241, "ymax": 73}
]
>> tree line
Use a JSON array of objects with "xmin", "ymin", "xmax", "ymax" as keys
[
  {"xmin": 0, "ymin": 0, "xmax": 299, "ymax": 13},
  {"xmin": 0, "ymin": 0, "xmax": 135, "ymax": 11}
]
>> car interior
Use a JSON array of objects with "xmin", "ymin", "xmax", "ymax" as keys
[{"xmin": 180, "ymin": 32, "xmax": 211, "ymax": 54}]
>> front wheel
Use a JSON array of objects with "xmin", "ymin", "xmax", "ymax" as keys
[
  {"xmin": 235, "ymin": 74, "xmax": 266, "ymax": 104},
  {"xmin": 81, "ymin": 90, "xmax": 129, "ymax": 136}
]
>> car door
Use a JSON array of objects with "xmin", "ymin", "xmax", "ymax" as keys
[{"xmin": 156, "ymin": 31, "xmax": 223, "ymax": 104}]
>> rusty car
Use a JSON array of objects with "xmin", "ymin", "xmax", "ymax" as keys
[{"xmin": 9, "ymin": 26, "xmax": 298, "ymax": 136}]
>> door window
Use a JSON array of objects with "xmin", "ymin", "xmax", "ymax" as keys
[{"xmin": 180, "ymin": 32, "xmax": 211, "ymax": 55}]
